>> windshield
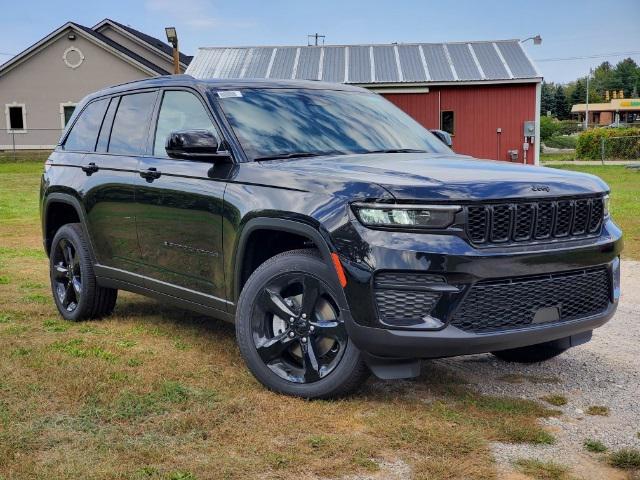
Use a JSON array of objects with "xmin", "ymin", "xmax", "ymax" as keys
[{"xmin": 214, "ymin": 88, "xmax": 451, "ymax": 160}]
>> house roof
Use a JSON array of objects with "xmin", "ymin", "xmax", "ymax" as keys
[
  {"xmin": 94, "ymin": 19, "xmax": 192, "ymax": 66},
  {"xmin": 0, "ymin": 20, "xmax": 180, "ymax": 78},
  {"xmin": 186, "ymin": 40, "xmax": 540, "ymax": 85}
]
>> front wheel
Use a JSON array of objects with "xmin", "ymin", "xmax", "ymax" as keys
[{"xmin": 235, "ymin": 249, "xmax": 369, "ymax": 399}]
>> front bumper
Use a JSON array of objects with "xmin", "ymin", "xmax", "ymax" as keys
[{"xmin": 334, "ymin": 219, "xmax": 623, "ymax": 359}]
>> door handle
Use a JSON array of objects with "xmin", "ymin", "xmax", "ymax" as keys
[
  {"xmin": 140, "ymin": 167, "xmax": 161, "ymax": 182},
  {"xmin": 81, "ymin": 162, "xmax": 99, "ymax": 175}
]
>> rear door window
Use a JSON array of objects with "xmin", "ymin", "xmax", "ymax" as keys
[
  {"xmin": 64, "ymin": 98, "xmax": 109, "ymax": 151},
  {"xmin": 108, "ymin": 91, "xmax": 157, "ymax": 155}
]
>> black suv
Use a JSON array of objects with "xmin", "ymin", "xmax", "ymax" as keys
[{"xmin": 41, "ymin": 76, "xmax": 622, "ymax": 398}]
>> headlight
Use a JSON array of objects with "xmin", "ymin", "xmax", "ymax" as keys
[
  {"xmin": 352, "ymin": 203, "xmax": 460, "ymax": 229},
  {"xmin": 603, "ymin": 194, "xmax": 610, "ymax": 218}
]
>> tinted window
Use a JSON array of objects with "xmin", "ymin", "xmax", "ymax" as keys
[
  {"xmin": 154, "ymin": 91, "xmax": 218, "ymax": 157},
  {"xmin": 217, "ymin": 89, "xmax": 450, "ymax": 160},
  {"xmin": 96, "ymin": 97, "xmax": 119, "ymax": 153},
  {"xmin": 64, "ymin": 99, "xmax": 109, "ymax": 151},
  {"xmin": 108, "ymin": 92, "xmax": 156, "ymax": 155}
]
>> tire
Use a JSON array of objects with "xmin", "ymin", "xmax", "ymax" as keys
[
  {"xmin": 49, "ymin": 223, "xmax": 117, "ymax": 321},
  {"xmin": 236, "ymin": 249, "xmax": 369, "ymax": 399},
  {"xmin": 491, "ymin": 340, "xmax": 569, "ymax": 363}
]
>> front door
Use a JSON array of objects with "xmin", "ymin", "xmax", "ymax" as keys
[{"xmin": 135, "ymin": 89, "xmax": 228, "ymax": 311}]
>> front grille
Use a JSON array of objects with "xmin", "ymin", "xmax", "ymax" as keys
[
  {"xmin": 451, "ymin": 267, "xmax": 610, "ymax": 333},
  {"xmin": 465, "ymin": 197, "xmax": 605, "ymax": 246},
  {"xmin": 374, "ymin": 273, "xmax": 443, "ymax": 326}
]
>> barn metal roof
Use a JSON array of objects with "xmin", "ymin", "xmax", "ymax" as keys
[{"xmin": 186, "ymin": 40, "xmax": 540, "ymax": 84}]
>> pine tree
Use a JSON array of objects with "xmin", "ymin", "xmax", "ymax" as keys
[
  {"xmin": 570, "ymin": 79, "xmax": 587, "ymax": 106},
  {"xmin": 554, "ymin": 85, "xmax": 570, "ymax": 120},
  {"xmin": 541, "ymin": 81, "xmax": 555, "ymax": 116}
]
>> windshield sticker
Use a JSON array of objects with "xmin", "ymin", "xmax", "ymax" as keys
[{"xmin": 217, "ymin": 90, "xmax": 243, "ymax": 98}]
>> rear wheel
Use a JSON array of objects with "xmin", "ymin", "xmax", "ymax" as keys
[
  {"xmin": 50, "ymin": 223, "xmax": 117, "ymax": 321},
  {"xmin": 491, "ymin": 341, "xmax": 569, "ymax": 363},
  {"xmin": 236, "ymin": 249, "xmax": 369, "ymax": 398}
]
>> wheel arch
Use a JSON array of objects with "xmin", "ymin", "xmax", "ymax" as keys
[
  {"xmin": 233, "ymin": 217, "xmax": 347, "ymax": 308},
  {"xmin": 43, "ymin": 193, "xmax": 93, "ymax": 258}
]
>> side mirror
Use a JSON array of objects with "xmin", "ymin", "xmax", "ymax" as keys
[
  {"xmin": 430, "ymin": 129, "xmax": 453, "ymax": 148},
  {"xmin": 165, "ymin": 130, "xmax": 231, "ymax": 161}
]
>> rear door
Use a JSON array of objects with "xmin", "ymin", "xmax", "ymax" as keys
[
  {"xmin": 135, "ymin": 89, "xmax": 228, "ymax": 311},
  {"xmin": 85, "ymin": 90, "xmax": 158, "ymax": 274},
  {"xmin": 58, "ymin": 95, "xmax": 142, "ymax": 272}
]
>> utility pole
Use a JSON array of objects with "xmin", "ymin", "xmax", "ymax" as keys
[
  {"xmin": 585, "ymin": 68, "xmax": 592, "ymax": 130},
  {"xmin": 307, "ymin": 33, "xmax": 325, "ymax": 46},
  {"xmin": 165, "ymin": 27, "xmax": 180, "ymax": 74}
]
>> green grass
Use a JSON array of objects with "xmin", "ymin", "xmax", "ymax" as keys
[
  {"xmin": 586, "ymin": 405, "xmax": 610, "ymax": 416},
  {"xmin": 541, "ymin": 152, "xmax": 576, "ymax": 162},
  {"xmin": 549, "ymin": 165, "xmax": 640, "ymax": 259},
  {"xmin": 584, "ymin": 438, "xmax": 607, "ymax": 453},
  {"xmin": 609, "ymin": 448, "xmax": 640, "ymax": 469},
  {"xmin": 0, "ymin": 157, "xmax": 625, "ymax": 479},
  {"xmin": 514, "ymin": 458, "xmax": 572, "ymax": 480},
  {"xmin": 541, "ymin": 394, "xmax": 568, "ymax": 406}
]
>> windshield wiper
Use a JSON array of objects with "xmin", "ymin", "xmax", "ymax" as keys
[
  {"xmin": 363, "ymin": 148, "xmax": 428, "ymax": 154},
  {"xmin": 253, "ymin": 152, "xmax": 325, "ymax": 161}
]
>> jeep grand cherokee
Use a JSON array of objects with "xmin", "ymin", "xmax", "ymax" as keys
[{"xmin": 40, "ymin": 76, "xmax": 622, "ymax": 398}]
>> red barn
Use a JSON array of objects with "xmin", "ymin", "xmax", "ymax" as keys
[{"xmin": 187, "ymin": 40, "xmax": 541, "ymax": 164}]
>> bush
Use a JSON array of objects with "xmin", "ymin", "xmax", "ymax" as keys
[
  {"xmin": 556, "ymin": 120, "xmax": 582, "ymax": 136},
  {"xmin": 544, "ymin": 135, "xmax": 577, "ymax": 149},
  {"xmin": 576, "ymin": 127, "xmax": 640, "ymax": 160},
  {"xmin": 540, "ymin": 116, "xmax": 558, "ymax": 141}
]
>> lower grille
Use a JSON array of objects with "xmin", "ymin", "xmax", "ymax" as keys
[
  {"xmin": 451, "ymin": 267, "xmax": 610, "ymax": 333},
  {"xmin": 374, "ymin": 273, "xmax": 443, "ymax": 326}
]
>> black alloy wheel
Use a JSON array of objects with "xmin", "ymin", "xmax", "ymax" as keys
[
  {"xmin": 49, "ymin": 223, "xmax": 118, "ymax": 321},
  {"xmin": 52, "ymin": 237, "xmax": 82, "ymax": 313},
  {"xmin": 252, "ymin": 273, "xmax": 348, "ymax": 383},
  {"xmin": 236, "ymin": 249, "xmax": 369, "ymax": 398}
]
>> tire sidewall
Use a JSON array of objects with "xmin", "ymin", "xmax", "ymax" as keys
[
  {"xmin": 50, "ymin": 224, "xmax": 94, "ymax": 321},
  {"xmin": 236, "ymin": 250, "xmax": 364, "ymax": 398}
]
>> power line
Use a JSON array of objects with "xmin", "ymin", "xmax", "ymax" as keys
[{"xmin": 535, "ymin": 50, "xmax": 640, "ymax": 62}]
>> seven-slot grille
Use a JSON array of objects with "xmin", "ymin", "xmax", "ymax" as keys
[
  {"xmin": 451, "ymin": 267, "xmax": 611, "ymax": 333},
  {"xmin": 466, "ymin": 196, "xmax": 605, "ymax": 245}
]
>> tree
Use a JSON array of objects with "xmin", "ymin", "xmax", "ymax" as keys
[
  {"xmin": 569, "ymin": 79, "xmax": 586, "ymax": 106},
  {"xmin": 541, "ymin": 81, "xmax": 555, "ymax": 116},
  {"xmin": 554, "ymin": 85, "xmax": 570, "ymax": 120},
  {"xmin": 612, "ymin": 58, "xmax": 639, "ymax": 98}
]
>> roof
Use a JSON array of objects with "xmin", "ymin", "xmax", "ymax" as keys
[
  {"xmin": 0, "ymin": 21, "xmax": 171, "ymax": 78},
  {"xmin": 88, "ymin": 75, "xmax": 367, "ymax": 100},
  {"xmin": 572, "ymin": 98, "xmax": 640, "ymax": 113},
  {"xmin": 94, "ymin": 19, "xmax": 192, "ymax": 66},
  {"xmin": 186, "ymin": 40, "xmax": 540, "ymax": 85}
]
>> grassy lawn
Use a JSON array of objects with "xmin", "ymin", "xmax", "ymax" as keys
[
  {"xmin": 1, "ymin": 158, "xmax": 631, "ymax": 479},
  {"xmin": 548, "ymin": 164, "xmax": 639, "ymax": 259}
]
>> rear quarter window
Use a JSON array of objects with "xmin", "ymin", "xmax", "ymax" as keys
[
  {"xmin": 108, "ymin": 92, "xmax": 157, "ymax": 155},
  {"xmin": 63, "ymin": 98, "xmax": 109, "ymax": 152}
]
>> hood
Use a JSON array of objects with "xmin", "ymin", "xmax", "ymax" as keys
[{"xmin": 262, "ymin": 152, "xmax": 609, "ymax": 201}]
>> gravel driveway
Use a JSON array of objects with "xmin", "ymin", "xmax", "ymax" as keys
[{"xmin": 440, "ymin": 259, "xmax": 639, "ymax": 479}]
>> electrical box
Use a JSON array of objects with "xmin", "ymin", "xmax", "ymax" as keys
[
  {"xmin": 523, "ymin": 121, "xmax": 536, "ymax": 138},
  {"xmin": 508, "ymin": 149, "xmax": 519, "ymax": 162}
]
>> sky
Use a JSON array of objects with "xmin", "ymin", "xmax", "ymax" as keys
[{"xmin": 1, "ymin": 0, "xmax": 639, "ymax": 83}]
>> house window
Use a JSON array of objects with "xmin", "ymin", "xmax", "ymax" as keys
[
  {"xmin": 60, "ymin": 103, "xmax": 77, "ymax": 128},
  {"xmin": 5, "ymin": 103, "xmax": 26, "ymax": 132},
  {"xmin": 440, "ymin": 110, "xmax": 455, "ymax": 135}
]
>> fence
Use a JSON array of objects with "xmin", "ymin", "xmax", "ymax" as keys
[
  {"xmin": 0, "ymin": 129, "xmax": 62, "ymax": 161},
  {"xmin": 599, "ymin": 135, "xmax": 640, "ymax": 164}
]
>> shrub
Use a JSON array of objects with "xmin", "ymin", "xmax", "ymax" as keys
[
  {"xmin": 584, "ymin": 439, "xmax": 607, "ymax": 453},
  {"xmin": 544, "ymin": 136, "xmax": 577, "ymax": 149},
  {"xmin": 576, "ymin": 127, "xmax": 640, "ymax": 160},
  {"xmin": 556, "ymin": 119, "xmax": 582, "ymax": 136},
  {"xmin": 609, "ymin": 448, "xmax": 640, "ymax": 469},
  {"xmin": 540, "ymin": 116, "xmax": 558, "ymax": 141}
]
